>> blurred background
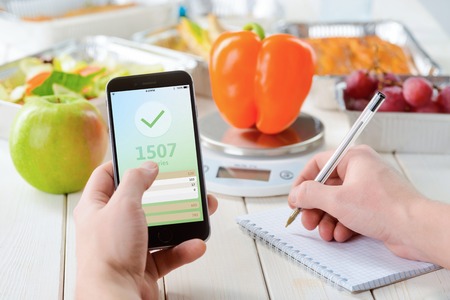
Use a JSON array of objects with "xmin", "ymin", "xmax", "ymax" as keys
[{"xmin": 0, "ymin": 0, "xmax": 449, "ymax": 64}]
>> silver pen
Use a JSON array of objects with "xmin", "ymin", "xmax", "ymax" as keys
[{"xmin": 285, "ymin": 91, "xmax": 386, "ymax": 227}]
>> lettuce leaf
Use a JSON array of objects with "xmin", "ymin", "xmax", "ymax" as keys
[{"xmin": 31, "ymin": 69, "xmax": 104, "ymax": 96}]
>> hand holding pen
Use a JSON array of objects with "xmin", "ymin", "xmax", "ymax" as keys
[{"xmin": 285, "ymin": 91, "xmax": 386, "ymax": 227}]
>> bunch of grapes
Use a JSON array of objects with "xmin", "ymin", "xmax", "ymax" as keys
[{"xmin": 343, "ymin": 69, "xmax": 450, "ymax": 113}]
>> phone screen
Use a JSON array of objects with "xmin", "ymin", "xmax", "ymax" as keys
[{"xmin": 107, "ymin": 74, "xmax": 206, "ymax": 229}]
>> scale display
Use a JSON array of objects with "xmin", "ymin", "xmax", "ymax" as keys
[
  {"xmin": 199, "ymin": 112, "xmax": 325, "ymax": 197},
  {"xmin": 217, "ymin": 167, "xmax": 271, "ymax": 182}
]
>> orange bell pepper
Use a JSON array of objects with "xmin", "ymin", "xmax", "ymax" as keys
[{"xmin": 209, "ymin": 23, "xmax": 315, "ymax": 134}]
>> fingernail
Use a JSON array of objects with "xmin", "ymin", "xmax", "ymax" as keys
[{"xmin": 141, "ymin": 161, "xmax": 158, "ymax": 170}]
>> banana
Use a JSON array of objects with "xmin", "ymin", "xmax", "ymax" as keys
[
  {"xmin": 177, "ymin": 17, "xmax": 211, "ymax": 60},
  {"xmin": 177, "ymin": 15, "xmax": 227, "ymax": 61}
]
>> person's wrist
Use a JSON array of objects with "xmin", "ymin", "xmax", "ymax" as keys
[
  {"xmin": 406, "ymin": 198, "xmax": 450, "ymax": 267},
  {"xmin": 399, "ymin": 196, "xmax": 435, "ymax": 262},
  {"xmin": 76, "ymin": 260, "xmax": 142, "ymax": 300}
]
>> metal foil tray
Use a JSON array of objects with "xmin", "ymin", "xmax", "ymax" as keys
[
  {"xmin": 133, "ymin": 27, "xmax": 212, "ymax": 97},
  {"xmin": 0, "ymin": 35, "xmax": 196, "ymax": 75},
  {"xmin": 276, "ymin": 20, "xmax": 440, "ymax": 76}
]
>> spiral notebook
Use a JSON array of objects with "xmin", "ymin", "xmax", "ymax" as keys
[{"xmin": 236, "ymin": 207, "xmax": 440, "ymax": 292}]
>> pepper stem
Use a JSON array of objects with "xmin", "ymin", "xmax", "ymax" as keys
[{"xmin": 243, "ymin": 23, "xmax": 265, "ymax": 40}]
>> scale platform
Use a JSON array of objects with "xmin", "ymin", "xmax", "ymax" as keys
[{"xmin": 199, "ymin": 112, "xmax": 325, "ymax": 197}]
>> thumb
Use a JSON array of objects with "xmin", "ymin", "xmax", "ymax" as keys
[
  {"xmin": 110, "ymin": 161, "xmax": 159, "ymax": 206},
  {"xmin": 151, "ymin": 239, "xmax": 207, "ymax": 278},
  {"xmin": 289, "ymin": 181, "xmax": 339, "ymax": 213}
]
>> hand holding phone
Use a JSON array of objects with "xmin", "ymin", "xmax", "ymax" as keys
[{"xmin": 106, "ymin": 70, "xmax": 210, "ymax": 249}]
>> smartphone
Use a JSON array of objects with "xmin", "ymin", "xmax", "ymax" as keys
[{"xmin": 106, "ymin": 70, "xmax": 210, "ymax": 249}]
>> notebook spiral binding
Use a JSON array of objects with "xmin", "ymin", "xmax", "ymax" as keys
[{"xmin": 237, "ymin": 219, "xmax": 348, "ymax": 292}]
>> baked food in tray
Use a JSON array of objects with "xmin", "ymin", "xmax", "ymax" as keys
[
  {"xmin": 304, "ymin": 35, "xmax": 411, "ymax": 75},
  {"xmin": 277, "ymin": 20, "xmax": 440, "ymax": 76}
]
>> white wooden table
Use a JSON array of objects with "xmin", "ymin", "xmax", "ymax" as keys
[{"xmin": 1, "ymin": 0, "xmax": 450, "ymax": 299}]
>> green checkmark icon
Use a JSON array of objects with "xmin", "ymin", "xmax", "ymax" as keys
[{"xmin": 141, "ymin": 110, "xmax": 165, "ymax": 128}]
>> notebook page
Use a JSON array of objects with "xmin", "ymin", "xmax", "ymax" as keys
[{"xmin": 236, "ymin": 206, "xmax": 440, "ymax": 292}]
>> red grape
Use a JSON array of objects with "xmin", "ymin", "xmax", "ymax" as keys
[
  {"xmin": 342, "ymin": 69, "xmax": 450, "ymax": 115},
  {"xmin": 378, "ymin": 86, "xmax": 410, "ymax": 112},
  {"xmin": 402, "ymin": 77, "xmax": 433, "ymax": 108},
  {"xmin": 380, "ymin": 72, "xmax": 401, "ymax": 87},
  {"xmin": 437, "ymin": 85, "xmax": 450, "ymax": 113},
  {"xmin": 345, "ymin": 70, "xmax": 378, "ymax": 99}
]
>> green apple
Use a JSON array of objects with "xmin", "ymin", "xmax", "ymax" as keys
[{"xmin": 9, "ymin": 95, "xmax": 108, "ymax": 194}]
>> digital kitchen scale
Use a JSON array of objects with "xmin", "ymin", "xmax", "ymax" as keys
[{"xmin": 199, "ymin": 112, "xmax": 325, "ymax": 197}]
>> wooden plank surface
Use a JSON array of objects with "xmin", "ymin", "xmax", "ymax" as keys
[
  {"xmin": 395, "ymin": 153, "xmax": 450, "ymax": 204},
  {"xmin": 1, "ymin": 1, "xmax": 449, "ymax": 299},
  {"xmin": 373, "ymin": 270, "xmax": 450, "ymax": 299},
  {"xmin": 64, "ymin": 192, "xmax": 80, "ymax": 300},
  {"xmin": 0, "ymin": 140, "xmax": 66, "ymax": 300}
]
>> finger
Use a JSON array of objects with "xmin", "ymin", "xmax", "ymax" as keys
[
  {"xmin": 291, "ymin": 155, "xmax": 323, "ymax": 187},
  {"xmin": 333, "ymin": 222, "xmax": 357, "ymax": 242},
  {"xmin": 151, "ymin": 239, "xmax": 206, "ymax": 278},
  {"xmin": 301, "ymin": 209, "xmax": 325, "ymax": 231},
  {"xmin": 288, "ymin": 178, "xmax": 342, "ymax": 209},
  {"xmin": 290, "ymin": 180, "xmax": 339, "ymax": 214},
  {"xmin": 78, "ymin": 161, "xmax": 115, "ymax": 207},
  {"xmin": 110, "ymin": 161, "xmax": 159, "ymax": 207},
  {"xmin": 292, "ymin": 150, "xmax": 336, "ymax": 187},
  {"xmin": 293, "ymin": 146, "xmax": 376, "ymax": 189},
  {"xmin": 207, "ymin": 194, "xmax": 218, "ymax": 216},
  {"xmin": 335, "ymin": 145, "xmax": 377, "ymax": 180},
  {"xmin": 318, "ymin": 213, "xmax": 338, "ymax": 242}
]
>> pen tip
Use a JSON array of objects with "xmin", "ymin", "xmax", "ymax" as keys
[
  {"xmin": 285, "ymin": 219, "xmax": 292, "ymax": 228},
  {"xmin": 285, "ymin": 208, "xmax": 301, "ymax": 228}
]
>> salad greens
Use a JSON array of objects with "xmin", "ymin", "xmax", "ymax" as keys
[
  {"xmin": 32, "ymin": 70, "xmax": 103, "ymax": 96},
  {"xmin": 0, "ymin": 54, "xmax": 164, "ymax": 103}
]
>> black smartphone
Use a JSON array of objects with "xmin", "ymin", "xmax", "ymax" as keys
[{"xmin": 106, "ymin": 70, "xmax": 210, "ymax": 249}]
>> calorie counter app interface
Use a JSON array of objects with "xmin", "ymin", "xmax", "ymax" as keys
[{"xmin": 110, "ymin": 85, "xmax": 204, "ymax": 227}]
